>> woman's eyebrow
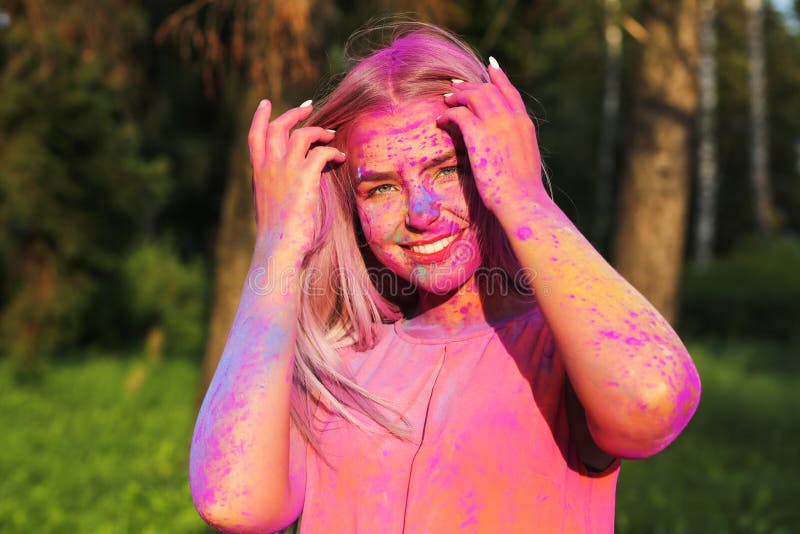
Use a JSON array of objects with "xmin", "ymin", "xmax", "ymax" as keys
[
  {"xmin": 356, "ymin": 150, "xmax": 460, "ymax": 184},
  {"xmin": 356, "ymin": 169, "xmax": 395, "ymax": 184},
  {"xmin": 420, "ymin": 150, "xmax": 458, "ymax": 172}
]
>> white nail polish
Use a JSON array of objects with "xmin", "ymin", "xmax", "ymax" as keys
[
  {"xmin": 489, "ymin": 56, "xmax": 500, "ymax": 69},
  {"xmin": 300, "ymin": 99, "xmax": 313, "ymax": 108},
  {"xmin": 451, "ymin": 79, "xmax": 465, "ymax": 84},
  {"xmin": 326, "ymin": 129, "xmax": 336, "ymax": 133},
  {"xmin": 443, "ymin": 92, "xmax": 453, "ymax": 98}
]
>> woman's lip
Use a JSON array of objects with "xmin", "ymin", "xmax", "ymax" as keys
[
  {"xmin": 401, "ymin": 228, "xmax": 465, "ymax": 247},
  {"xmin": 402, "ymin": 229, "xmax": 465, "ymax": 264}
]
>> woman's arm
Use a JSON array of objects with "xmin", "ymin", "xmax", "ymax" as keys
[
  {"xmin": 190, "ymin": 247, "xmax": 305, "ymax": 532},
  {"xmin": 501, "ymin": 193, "xmax": 700, "ymax": 459},
  {"xmin": 439, "ymin": 61, "xmax": 700, "ymax": 459},
  {"xmin": 190, "ymin": 99, "xmax": 345, "ymax": 532}
]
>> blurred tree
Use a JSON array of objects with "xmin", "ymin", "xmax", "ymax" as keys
[
  {"xmin": 761, "ymin": 2, "xmax": 800, "ymax": 236},
  {"xmin": 694, "ymin": 0, "xmax": 719, "ymax": 267},
  {"xmin": 592, "ymin": 0, "xmax": 623, "ymax": 252},
  {"xmin": 713, "ymin": 0, "xmax": 800, "ymax": 252},
  {"xmin": 745, "ymin": 0, "xmax": 777, "ymax": 234},
  {"xmin": 612, "ymin": 0, "xmax": 699, "ymax": 323},
  {"xmin": 0, "ymin": 0, "xmax": 169, "ymax": 372},
  {"xmin": 478, "ymin": 0, "xmax": 607, "ymax": 240},
  {"xmin": 158, "ymin": 0, "xmax": 329, "ymax": 399}
]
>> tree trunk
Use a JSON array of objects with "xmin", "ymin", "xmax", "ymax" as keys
[
  {"xmin": 746, "ymin": 0, "xmax": 777, "ymax": 234},
  {"xmin": 612, "ymin": 0, "xmax": 699, "ymax": 324},
  {"xmin": 693, "ymin": 0, "xmax": 719, "ymax": 267},
  {"xmin": 592, "ymin": 0, "xmax": 623, "ymax": 252}
]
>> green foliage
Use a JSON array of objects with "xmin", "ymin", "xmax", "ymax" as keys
[
  {"xmin": 679, "ymin": 236, "xmax": 800, "ymax": 340},
  {"xmin": 120, "ymin": 240, "xmax": 209, "ymax": 358},
  {"xmin": 0, "ymin": 355, "xmax": 213, "ymax": 533},
  {"xmin": 714, "ymin": 0, "xmax": 800, "ymax": 250},
  {"xmin": 0, "ymin": 2, "xmax": 172, "ymax": 367},
  {"xmin": 616, "ymin": 340, "xmax": 800, "ymax": 533},
  {"xmin": 478, "ymin": 0, "xmax": 606, "ymax": 230}
]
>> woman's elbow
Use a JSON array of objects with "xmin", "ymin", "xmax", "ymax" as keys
[
  {"xmin": 192, "ymin": 495, "xmax": 294, "ymax": 534},
  {"xmin": 592, "ymin": 368, "xmax": 702, "ymax": 458},
  {"xmin": 190, "ymin": 473, "xmax": 296, "ymax": 534}
]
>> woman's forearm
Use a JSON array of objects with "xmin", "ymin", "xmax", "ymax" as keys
[
  {"xmin": 190, "ymin": 244, "xmax": 303, "ymax": 532},
  {"xmin": 499, "ymin": 194, "xmax": 701, "ymax": 458}
]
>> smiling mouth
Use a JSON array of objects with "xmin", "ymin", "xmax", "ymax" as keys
[
  {"xmin": 401, "ymin": 229, "xmax": 465, "ymax": 256},
  {"xmin": 407, "ymin": 234, "xmax": 458, "ymax": 254}
]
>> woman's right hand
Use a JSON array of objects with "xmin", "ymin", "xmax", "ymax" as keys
[{"xmin": 248, "ymin": 99, "xmax": 345, "ymax": 255}]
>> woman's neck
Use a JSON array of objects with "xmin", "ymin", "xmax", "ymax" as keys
[{"xmin": 403, "ymin": 274, "xmax": 535, "ymax": 338}]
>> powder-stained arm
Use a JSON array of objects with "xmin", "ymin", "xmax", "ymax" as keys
[
  {"xmin": 439, "ymin": 61, "xmax": 700, "ymax": 459},
  {"xmin": 190, "ymin": 247, "xmax": 304, "ymax": 532},
  {"xmin": 189, "ymin": 99, "xmax": 345, "ymax": 532},
  {"xmin": 507, "ymin": 196, "xmax": 703, "ymax": 459}
]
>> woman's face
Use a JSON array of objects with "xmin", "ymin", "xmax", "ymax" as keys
[{"xmin": 348, "ymin": 97, "xmax": 482, "ymax": 295}]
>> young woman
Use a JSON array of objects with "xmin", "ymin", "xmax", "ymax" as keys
[{"xmin": 189, "ymin": 22, "xmax": 701, "ymax": 533}]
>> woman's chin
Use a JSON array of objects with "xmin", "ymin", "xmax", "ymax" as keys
[{"xmin": 410, "ymin": 267, "xmax": 477, "ymax": 296}]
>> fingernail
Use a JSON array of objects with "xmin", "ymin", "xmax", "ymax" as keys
[
  {"xmin": 300, "ymin": 99, "xmax": 313, "ymax": 108},
  {"xmin": 451, "ymin": 79, "xmax": 465, "ymax": 84},
  {"xmin": 443, "ymin": 92, "xmax": 453, "ymax": 98},
  {"xmin": 489, "ymin": 56, "xmax": 500, "ymax": 69},
  {"xmin": 326, "ymin": 129, "xmax": 336, "ymax": 133},
  {"xmin": 339, "ymin": 151, "xmax": 347, "ymax": 157}
]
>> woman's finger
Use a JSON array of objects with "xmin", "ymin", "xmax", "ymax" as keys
[
  {"xmin": 436, "ymin": 105, "xmax": 481, "ymax": 143},
  {"xmin": 300, "ymin": 146, "xmax": 347, "ymax": 177},
  {"xmin": 486, "ymin": 57, "xmax": 527, "ymax": 113},
  {"xmin": 443, "ymin": 85, "xmax": 506, "ymax": 118},
  {"xmin": 248, "ymin": 99, "xmax": 272, "ymax": 167},
  {"xmin": 266, "ymin": 100, "xmax": 314, "ymax": 159},
  {"xmin": 286, "ymin": 127, "xmax": 337, "ymax": 167}
]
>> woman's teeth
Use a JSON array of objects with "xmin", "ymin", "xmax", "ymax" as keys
[{"xmin": 409, "ymin": 233, "xmax": 458, "ymax": 254}]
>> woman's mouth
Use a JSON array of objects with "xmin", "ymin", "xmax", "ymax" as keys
[{"xmin": 401, "ymin": 229, "xmax": 465, "ymax": 264}]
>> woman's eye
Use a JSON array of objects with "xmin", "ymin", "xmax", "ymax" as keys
[
  {"xmin": 366, "ymin": 184, "xmax": 396, "ymax": 197},
  {"xmin": 437, "ymin": 166, "xmax": 460, "ymax": 179}
]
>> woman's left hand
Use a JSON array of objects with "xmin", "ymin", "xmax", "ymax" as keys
[{"xmin": 437, "ymin": 58, "xmax": 546, "ymax": 214}]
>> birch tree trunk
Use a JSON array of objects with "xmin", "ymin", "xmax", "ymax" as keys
[
  {"xmin": 746, "ymin": 0, "xmax": 777, "ymax": 234},
  {"xmin": 593, "ymin": 0, "xmax": 623, "ymax": 251},
  {"xmin": 612, "ymin": 0, "xmax": 699, "ymax": 324},
  {"xmin": 694, "ymin": 0, "xmax": 719, "ymax": 266}
]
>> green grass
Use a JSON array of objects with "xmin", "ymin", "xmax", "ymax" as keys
[
  {"xmin": 616, "ymin": 340, "xmax": 800, "ymax": 533},
  {"xmin": 1, "ymin": 340, "xmax": 797, "ymax": 533},
  {"xmin": 0, "ymin": 354, "xmax": 213, "ymax": 534}
]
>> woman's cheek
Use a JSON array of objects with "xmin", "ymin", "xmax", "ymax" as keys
[{"xmin": 361, "ymin": 199, "xmax": 403, "ymax": 241}]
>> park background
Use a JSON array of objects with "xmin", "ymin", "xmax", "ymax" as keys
[{"xmin": 1, "ymin": 0, "xmax": 799, "ymax": 532}]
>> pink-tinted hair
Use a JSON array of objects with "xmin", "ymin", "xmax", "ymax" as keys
[{"xmin": 288, "ymin": 21, "xmax": 529, "ymax": 452}]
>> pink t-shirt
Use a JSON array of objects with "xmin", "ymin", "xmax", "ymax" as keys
[{"xmin": 300, "ymin": 307, "xmax": 620, "ymax": 533}]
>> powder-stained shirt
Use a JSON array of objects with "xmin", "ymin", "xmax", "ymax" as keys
[{"xmin": 300, "ymin": 307, "xmax": 620, "ymax": 533}]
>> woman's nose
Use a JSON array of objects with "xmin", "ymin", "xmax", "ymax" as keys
[{"xmin": 405, "ymin": 185, "xmax": 441, "ymax": 229}]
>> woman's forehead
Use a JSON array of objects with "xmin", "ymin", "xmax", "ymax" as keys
[{"xmin": 348, "ymin": 99, "xmax": 456, "ymax": 166}]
